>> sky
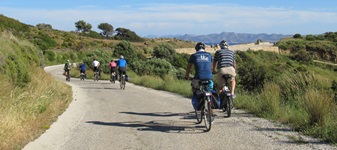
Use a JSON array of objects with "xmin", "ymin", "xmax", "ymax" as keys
[{"xmin": 1, "ymin": 0, "xmax": 337, "ymax": 37}]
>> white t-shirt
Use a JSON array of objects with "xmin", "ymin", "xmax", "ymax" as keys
[{"xmin": 92, "ymin": 60, "xmax": 100, "ymax": 67}]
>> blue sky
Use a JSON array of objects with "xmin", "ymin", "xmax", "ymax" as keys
[{"xmin": 1, "ymin": 0, "xmax": 337, "ymax": 36}]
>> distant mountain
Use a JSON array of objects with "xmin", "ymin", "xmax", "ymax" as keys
[{"xmin": 146, "ymin": 32, "xmax": 292, "ymax": 44}]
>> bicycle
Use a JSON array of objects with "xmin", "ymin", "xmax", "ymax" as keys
[
  {"xmin": 193, "ymin": 79, "xmax": 214, "ymax": 132},
  {"xmin": 80, "ymin": 72, "xmax": 85, "ymax": 81},
  {"xmin": 216, "ymin": 74, "xmax": 234, "ymax": 117},
  {"xmin": 120, "ymin": 73, "xmax": 126, "ymax": 90},
  {"xmin": 110, "ymin": 72, "xmax": 116, "ymax": 84}
]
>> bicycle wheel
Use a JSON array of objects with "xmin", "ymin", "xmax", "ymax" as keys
[
  {"xmin": 120, "ymin": 79, "xmax": 122, "ymax": 89},
  {"xmin": 95, "ymin": 73, "xmax": 99, "ymax": 81},
  {"xmin": 112, "ymin": 75, "xmax": 115, "ymax": 83},
  {"xmin": 194, "ymin": 109, "xmax": 203, "ymax": 124},
  {"xmin": 226, "ymin": 96, "xmax": 232, "ymax": 117},
  {"xmin": 203, "ymin": 96, "xmax": 212, "ymax": 132},
  {"xmin": 122, "ymin": 80, "xmax": 126, "ymax": 90}
]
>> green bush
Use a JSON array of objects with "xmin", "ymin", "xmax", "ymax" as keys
[
  {"xmin": 44, "ymin": 50, "xmax": 56, "ymax": 62},
  {"xmin": 113, "ymin": 40, "xmax": 138, "ymax": 63},
  {"xmin": 133, "ymin": 58, "xmax": 175, "ymax": 77}
]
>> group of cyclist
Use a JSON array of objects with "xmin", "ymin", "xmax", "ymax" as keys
[
  {"xmin": 64, "ymin": 40, "xmax": 234, "ymax": 108},
  {"xmin": 185, "ymin": 40, "xmax": 236, "ymax": 110},
  {"xmin": 63, "ymin": 55, "xmax": 127, "ymax": 81}
]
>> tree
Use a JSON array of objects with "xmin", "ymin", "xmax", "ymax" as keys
[
  {"xmin": 98, "ymin": 23, "xmax": 114, "ymax": 38},
  {"xmin": 75, "ymin": 20, "xmax": 92, "ymax": 33},
  {"xmin": 293, "ymin": 33, "xmax": 302, "ymax": 39},
  {"xmin": 115, "ymin": 27, "xmax": 144, "ymax": 42},
  {"xmin": 83, "ymin": 23, "xmax": 92, "ymax": 33}
]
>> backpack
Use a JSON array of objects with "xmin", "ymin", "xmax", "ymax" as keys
[
  {"xmin": 64, "ymin": 63, "xmax": 70, "ymax": 70},
  {"xmin": 125, "ymin": 75, "xmax": 129, "ymax": 81}
]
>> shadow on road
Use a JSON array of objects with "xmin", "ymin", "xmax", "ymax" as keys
[{"xmin": 86, "ymin": 111, "xmax": 207, "ymax": 133}]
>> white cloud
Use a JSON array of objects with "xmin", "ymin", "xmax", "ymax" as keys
[{"xmin": 1, "ymin": 3, "xmax": 337, "ymax": 36}]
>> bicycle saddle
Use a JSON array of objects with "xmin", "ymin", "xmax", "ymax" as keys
[
  {"xmin": 199, "ymin": 80, "xmax": 210, "ymax": 85},
  {"xmin": 222, "ymin": 74, "xmax": 232, "ymax": 80}
]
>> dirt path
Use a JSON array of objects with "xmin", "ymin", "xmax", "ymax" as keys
[{"xmin": 23, "ymin": 65, "xmax": 336, "ymax": 150}]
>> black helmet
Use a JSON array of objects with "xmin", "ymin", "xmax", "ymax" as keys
[
  {"xmin": 220, "ymin": 40, "xmax": 228, "ymax": 49},
  {"xmin": 195, "ymin": 42, "xmax": 206, "ymax": 51}
]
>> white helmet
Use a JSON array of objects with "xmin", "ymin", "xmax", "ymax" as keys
[{"xmin": 120, "ymin": 55, "xmax": 124, "ymax": 59}]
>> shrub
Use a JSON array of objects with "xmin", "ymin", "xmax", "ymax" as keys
[{"xmin": 44, "ymin": 50, "xmax": 56, "ymax": 62}]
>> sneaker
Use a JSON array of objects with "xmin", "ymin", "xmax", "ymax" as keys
[{"xmin": 232, "ymin": 94, "xmax": 236, "ymax": 99}]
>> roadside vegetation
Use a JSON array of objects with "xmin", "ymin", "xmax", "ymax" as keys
[
  {"xmin": 0, "ymin": 32, "xmax": 72, "ymax": 150},
  {"xmin": 1, "ymin": 13, "xmax": 337, "ymax": 149}
]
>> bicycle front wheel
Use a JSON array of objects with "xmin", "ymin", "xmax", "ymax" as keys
[
  {"xmin": 203, "ymin": 96, "xmax": 212, "ymax": 132},
  {"xmin": 195, "ymin": 109, "xmax": 203, "ymax": 124}
]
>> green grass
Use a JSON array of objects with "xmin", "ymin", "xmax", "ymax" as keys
[{"xmin": 0, "ymin": 33, "xmax": 72, "ymax": 150}]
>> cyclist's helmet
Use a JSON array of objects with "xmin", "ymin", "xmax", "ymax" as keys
[
  {"xmin": 195, "ymin": 42, "xmax": 206, "ymax": 51},
  {"xmin": 120, "ymin": 55, "xmax": 124, "ymax": 59},
  {"xmin": 220, "ymin": 40, "xmax": 229, "ymax": 49}
]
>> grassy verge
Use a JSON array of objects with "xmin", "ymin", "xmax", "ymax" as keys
[{"xmin": 0, "ymin": 66, "xmax": 72, "ymax": 150}]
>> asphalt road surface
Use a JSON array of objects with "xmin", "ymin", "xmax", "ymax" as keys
[{"xmin": 23, "ymin": 65, "xmax": 337, "ymax": 150}]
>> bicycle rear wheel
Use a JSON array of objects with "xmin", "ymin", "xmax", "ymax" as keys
[
  {"xmin": 226, "ymin": 96, "xmax": 232, "ymax": 117},
  {"xmin": 203, "ymin": 96, "xmax": 212, "ymax": 132},
  {"xmin": 120, "ymin": 75, "xmax": 125, "ymax": 90},
  {"xmin": 95, "ymin": 72, "xmax": 99, "ymax": 81},
  {"xmin": 112, "ymin": 75, "xmax": 115, "ymax": 83},
  {"xmin": 122, "ymin": 80, "xmax": 126, "ymax": 90}
]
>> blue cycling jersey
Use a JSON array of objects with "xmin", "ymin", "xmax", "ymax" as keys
[
  {"xmin": 188, "ymin": 50, "xmax": 213, "ymax": 80},
  {"xmin": 117, "ymin": 59, "xmax": 127, "ymax": 67}
]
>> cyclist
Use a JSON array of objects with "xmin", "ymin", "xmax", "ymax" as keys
[
  {"xmin": 92, "ymin": 58, "xmax": 100, "ymax": 76},
  {"xmin": 109, "ymin": 59, "xmax": 117, "ymax": 80},
  {"xmin": 117, "ymin": 55, "xmax": 127, "ymax": 81},
  {"xmin": 212, "ymin": 40, "xmax": 237, "ymax": 98},
  {"xmin": 185, "ymin": 42, "xmax": 213, "ymax": 110},
  {"xmin": 79, "ymin": 62, "xmax": 86, "ymax": 78},
  {"xmin": 64, "ymin": 60, "xmax": 71, "ymax": 79}
]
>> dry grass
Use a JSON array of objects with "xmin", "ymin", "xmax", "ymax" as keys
[
  {"xmin": 0, "ymin": 67, "xmax": 72, "ymax": 150},
  {"xmin": 175, "ymin": 42, "xmax": 280, "ymax": 54}
]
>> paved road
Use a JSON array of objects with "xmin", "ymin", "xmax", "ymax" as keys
[{"xmin": 23, "ymin": 65, "xmax": 336, "ymax": 150}]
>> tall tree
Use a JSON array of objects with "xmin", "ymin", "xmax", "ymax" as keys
[
  {"xmin": 98, "ymin": 23, "xmax": 114, "ymax": 38},
  {"xmin": 75, "ymin": 20, "xmax": 92, "ymax": 33}
]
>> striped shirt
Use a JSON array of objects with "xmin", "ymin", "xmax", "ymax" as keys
[{"xmin": 214, "ymin": 48, "xmax": 235, "ymax": 69}]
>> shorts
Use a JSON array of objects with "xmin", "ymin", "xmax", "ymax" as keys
[
  {"xmin": 118, "ymin": 67, "xmax": 126, "ymax": 75},
  {"xmin": 216, "ymin": 67, "xmax": 236, "ymax": 90},
  {"xmin": 110, "ymin": 67, "xmax": 117, "ymax": 73},
  {"xmin": 93, "ymin": 67, "xmax": 98, "ymax": 72}
]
